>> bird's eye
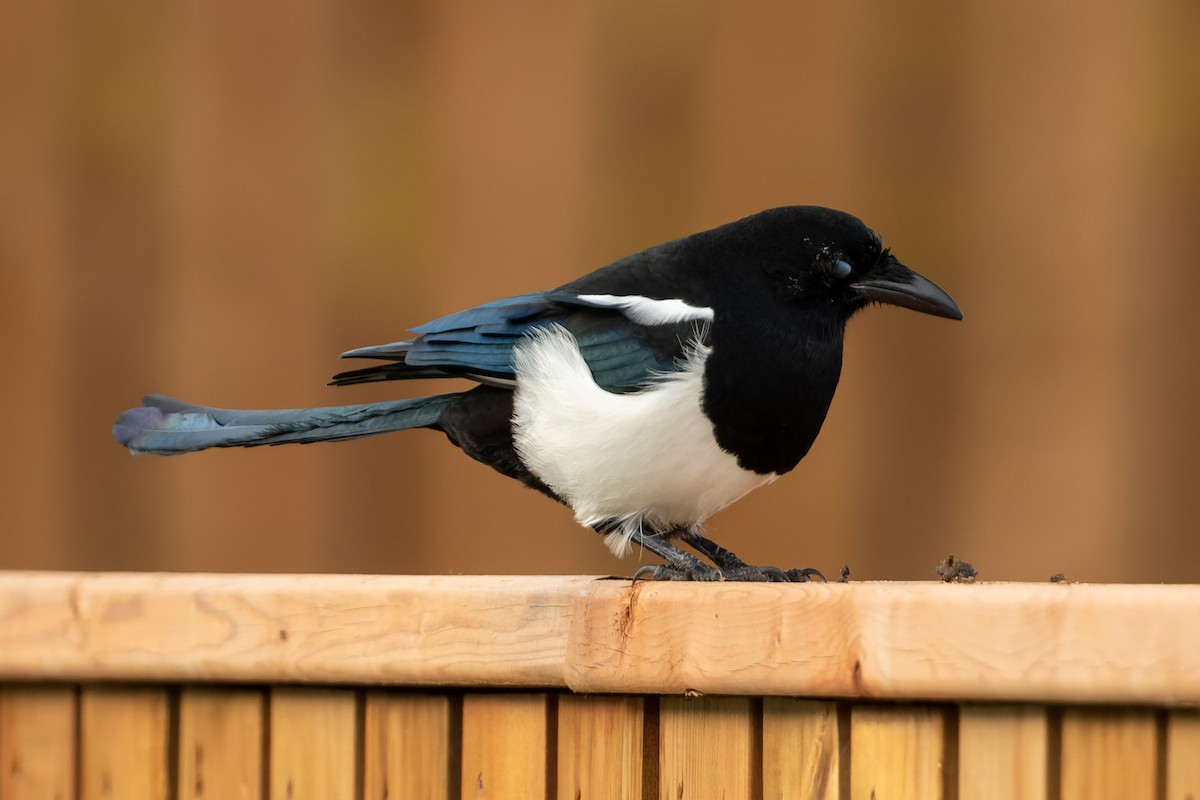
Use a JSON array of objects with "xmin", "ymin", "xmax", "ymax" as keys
[{"xmin": 832, "ymin": 260, "xmax": 853, "ymax": 279}]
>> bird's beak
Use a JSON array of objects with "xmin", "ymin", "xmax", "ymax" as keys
[{"xmin": 851, "ymin": 258, "xmax": 963, "ymax": 320}]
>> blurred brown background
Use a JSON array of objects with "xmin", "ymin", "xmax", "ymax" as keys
[{"xmin": 3, "ymin": 0, "xmax": 1199, "ymax": 582}]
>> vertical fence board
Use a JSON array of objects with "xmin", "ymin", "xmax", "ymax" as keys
[
  {"xmin": 0, "ymin": 686, "xmax": 77, "ymax": 800},
  {"xmin": 157, "ymin": 0, "xmax": 336, "ymax": 572},
  {"xmin": 762, "ymin": 698, "xmax": 841, "ymax": 800},
  {"xmin": 269, "ymin": 688, "xmax": 357, "ymax": 800},
  {"xmin": 958, "ymin": 705, "xmax": 1047, "ymax": 800},
  {"xmin": 0, "ymin": 0, "xmax": 76, "ymax": 570},
  {"xmin": 556, "ymin": 694, "xmax": 643, "ymax": 800},
  {"xmin": 1166, "ymin": 710, "xmax": 1200, "ymax": 800},
  {"xmin": 80, "ymin": 686, "xmax": 168, "ymax": 800},
  {"xmin": 1059, "ymin": 708, "xmax": 1156, "ymax": 800},
  {"xmin": 461, "ymin": 693, "xmax": 548, "ymax": 800},
  {"xmin": 659, "ymin": 696, "xmax": 755, "ymax": 800},
  {"xmin": 363, "ymin": 692, "xmax": 452, "ymax": 800},
  {"xmin": 850, "ymin": 705, "xmax": 945, "ymax": 800},
  {"xmin": 178, "ymin": 687, "xmax": 263, "ymax": 800}
]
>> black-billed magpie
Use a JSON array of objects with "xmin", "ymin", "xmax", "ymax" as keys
[{"xmin": 114, "ymin": 206, "xmax": 961, "ymax": 581}]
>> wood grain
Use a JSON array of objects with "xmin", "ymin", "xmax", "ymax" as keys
[
  {"xmin": 850, "ymin": 705, "xmax": 945, "ymax": 800},
  {"xmin": 0, "ymin": 685, "xmax": 77, "ymax": 800},
  {"xmin": 958, "ymin": 705, "xmax": 1047, "ymax": 800},
  {"xmin": 362, "ymin": 692, "xmax": 452, "ymax": 800},
  {"xmin": 178, "ymin": 687, "xmax": 264, "ymax": 800},
  {"xmin": 556, "ymin": 694, "xmax": 643, "ymax": 800},
  {"xmin": 268, "ymin": 688, "xmax": 357, "ymax": 800},
  {"xmin": 762, "ymin": 698, "xmax": 841, "ymax": 800},
  {"xmin": 0, "ymin": 573, "xmax": 574, "ymax": 687},
  {"xmin": 1059, "ymin": 708, "xmax": 1157, "ymax": 800},
  {"xmin": 1167, "ymin": 710, "xmax": 1200, "ymax": 800},
  {"xmin": 659, "ymin": 696, "xmax": 755, "ymax": 800},
  {"xmin": 80, "ymin": 686, "xmax": 168, "ymax": 800},
  {"xmin": 567, "ymin": 580, "xmax": 1200, "ymax": 703},
  {"xmin": 461, "ymin": 693, "xmax": 548, "ymax": 800},
  {"xmin": 3, "ymin": 573, "xmax": 1200, "ymax": 704}
]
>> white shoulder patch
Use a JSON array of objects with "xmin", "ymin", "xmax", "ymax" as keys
[{"xmin": 574, "ymin": 294, "xmax": 714, "ymax": 326}]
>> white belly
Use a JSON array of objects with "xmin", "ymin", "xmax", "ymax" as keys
[{"xmin": 511, "ymin": 326, "xmax": 776, "ymax": 554}]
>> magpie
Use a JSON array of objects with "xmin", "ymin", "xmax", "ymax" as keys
[{"xmin": 114, "ymin": 206, "xmax": 961, "ymax": 581}]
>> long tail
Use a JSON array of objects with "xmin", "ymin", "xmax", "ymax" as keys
[{"xmin": 114, "ymin": 393, "xmax": 463, "ymax": 456}]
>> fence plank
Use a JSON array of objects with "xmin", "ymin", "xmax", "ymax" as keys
[
  {"xmin": 461, "ymin": 693, "xmax": 548, "ymax": 800},
  {"xmin": 1059, "ymin": 708, "xmax": 1156, "ymax": 800},
  {"xmin": 1166, "ymin": 710, "xmax": 1200, "ymax": 800},
  {"xmin": 762, "ymin": 698, "xmax": 841, "ymax": 800},
  {"xmin": 80, "ymin": 686, "xmax": 169, "ymax": 800},
  {"xmin": 0, "ymin": 573, "xmax": 575, "ymax": 688},
  {"xmin": 5, "ymin": 574, "xmax": 1200, "ymax": 705},
  {"xmin": 557, "ymin": 694, "xmax": 643, "ymax": 800},
  {"xmin": 362, "ymin": 692, "xmax": 452, "ymax": 800},
  {"xmin": 850, "ymin": 705, "xmax": 945, "ymax": 800},
  {"xmin": 958, "ymin": 705, "xmax": 1047, "ymax": 800},
  {"xmin": 178, "ymin": 687, "xmax": 263, "ymax": 800},
  {"xmin": 659, "ymin": 696, "xmax": 755, "ymax": 800},
  {"xmin": 0, "ymin": 686, "xmax": 77, "ymax": 800},
  {"xmin": 269, "ymin": 688, "xmax": 357, "ymax": 800}
]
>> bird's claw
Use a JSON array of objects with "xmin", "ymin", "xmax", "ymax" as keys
[
  {"xmin": 632, "ymin": 563, "xmax": 826, "ymax": 583},
  {"xmin": 785, "ymin": 567, "xmax": 827, "ymax": 582},
  {"xmin": 719, "ymin": 565, "xmax": 826, "ymax": 582},
  {"xmin": 715, "ymin": 564, "xmax": 791, "ymax": 582},
  {"xmin": 632, "ymin": 563, "xmax": 721, "ymax": 583}
]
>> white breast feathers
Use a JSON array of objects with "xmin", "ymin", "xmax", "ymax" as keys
[{"xmin": 511, "ymin": 325, "xmax": 776, "ymax": 555}]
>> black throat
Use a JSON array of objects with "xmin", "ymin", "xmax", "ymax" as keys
[{"xmin": 701, "ymin": 303, "xmax": 848, "ymax": 475}]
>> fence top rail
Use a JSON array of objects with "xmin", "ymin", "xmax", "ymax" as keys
[{"xmin": 1, "ymin": 571, "xmax": 1197, "ymax": 705}]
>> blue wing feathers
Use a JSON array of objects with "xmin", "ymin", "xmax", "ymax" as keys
[
  {"xmin": 337, "ymin": 291, "xmax": 698, "ymax": 392},
  {"xmin": 409, "ymin": 293, "xmax": 550, "ymax": 335}
]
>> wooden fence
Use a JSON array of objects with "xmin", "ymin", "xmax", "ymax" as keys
[{"xmin": 1, "ymin": 573, "xmax": 1198, "ymax": 799}]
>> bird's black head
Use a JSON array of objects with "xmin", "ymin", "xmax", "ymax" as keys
[{"xmin": 728, "ymin": 206, "xmax": 962, "ymax": 322}]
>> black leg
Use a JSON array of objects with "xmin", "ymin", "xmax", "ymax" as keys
[
  {"xmin": 679, "ymin": 531, "xmax": 751, "ymax": 571},
  {"xmin": 593, "ymin": 520, "xmax": 718, "ymax": 581},
  {"xmin": 627, "ymin": 528, "xmax": 721, "ymax": 582}
]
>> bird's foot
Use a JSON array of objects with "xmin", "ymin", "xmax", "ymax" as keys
[
  {"xmin": 632, "ymin": 563, "xmax": 827, "ymax": 583},
  {"xmin": 625, "ymin": 528, "xmax": 827, "ymax": 583},
  {"xmin": 716, "ymin": 564, "xmax": 827, "ymax": 582},
  {"xmin": 713, "ymin": 564, "xmax": 791, "ymax": 582},
  {"xmin": 632, "ymin": 563, "xmax": 722, "ymax": 582},
  {"xmin": 675, "ymin": 530, "xmax": 825, "ymax": 582}
]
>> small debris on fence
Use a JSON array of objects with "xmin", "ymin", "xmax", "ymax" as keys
[{"xmin": 936, "ymin": 554, "xmax": 977, "ymax": 583}]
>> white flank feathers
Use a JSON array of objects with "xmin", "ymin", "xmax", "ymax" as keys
[{"xmin": 512, "ymin": 325, "xmax": 775, "ymax": 555}]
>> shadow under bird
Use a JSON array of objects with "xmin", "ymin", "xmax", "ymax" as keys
[{"xmin": 114, "ymin": 206, "xmax": 962, "ymax": 581}]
